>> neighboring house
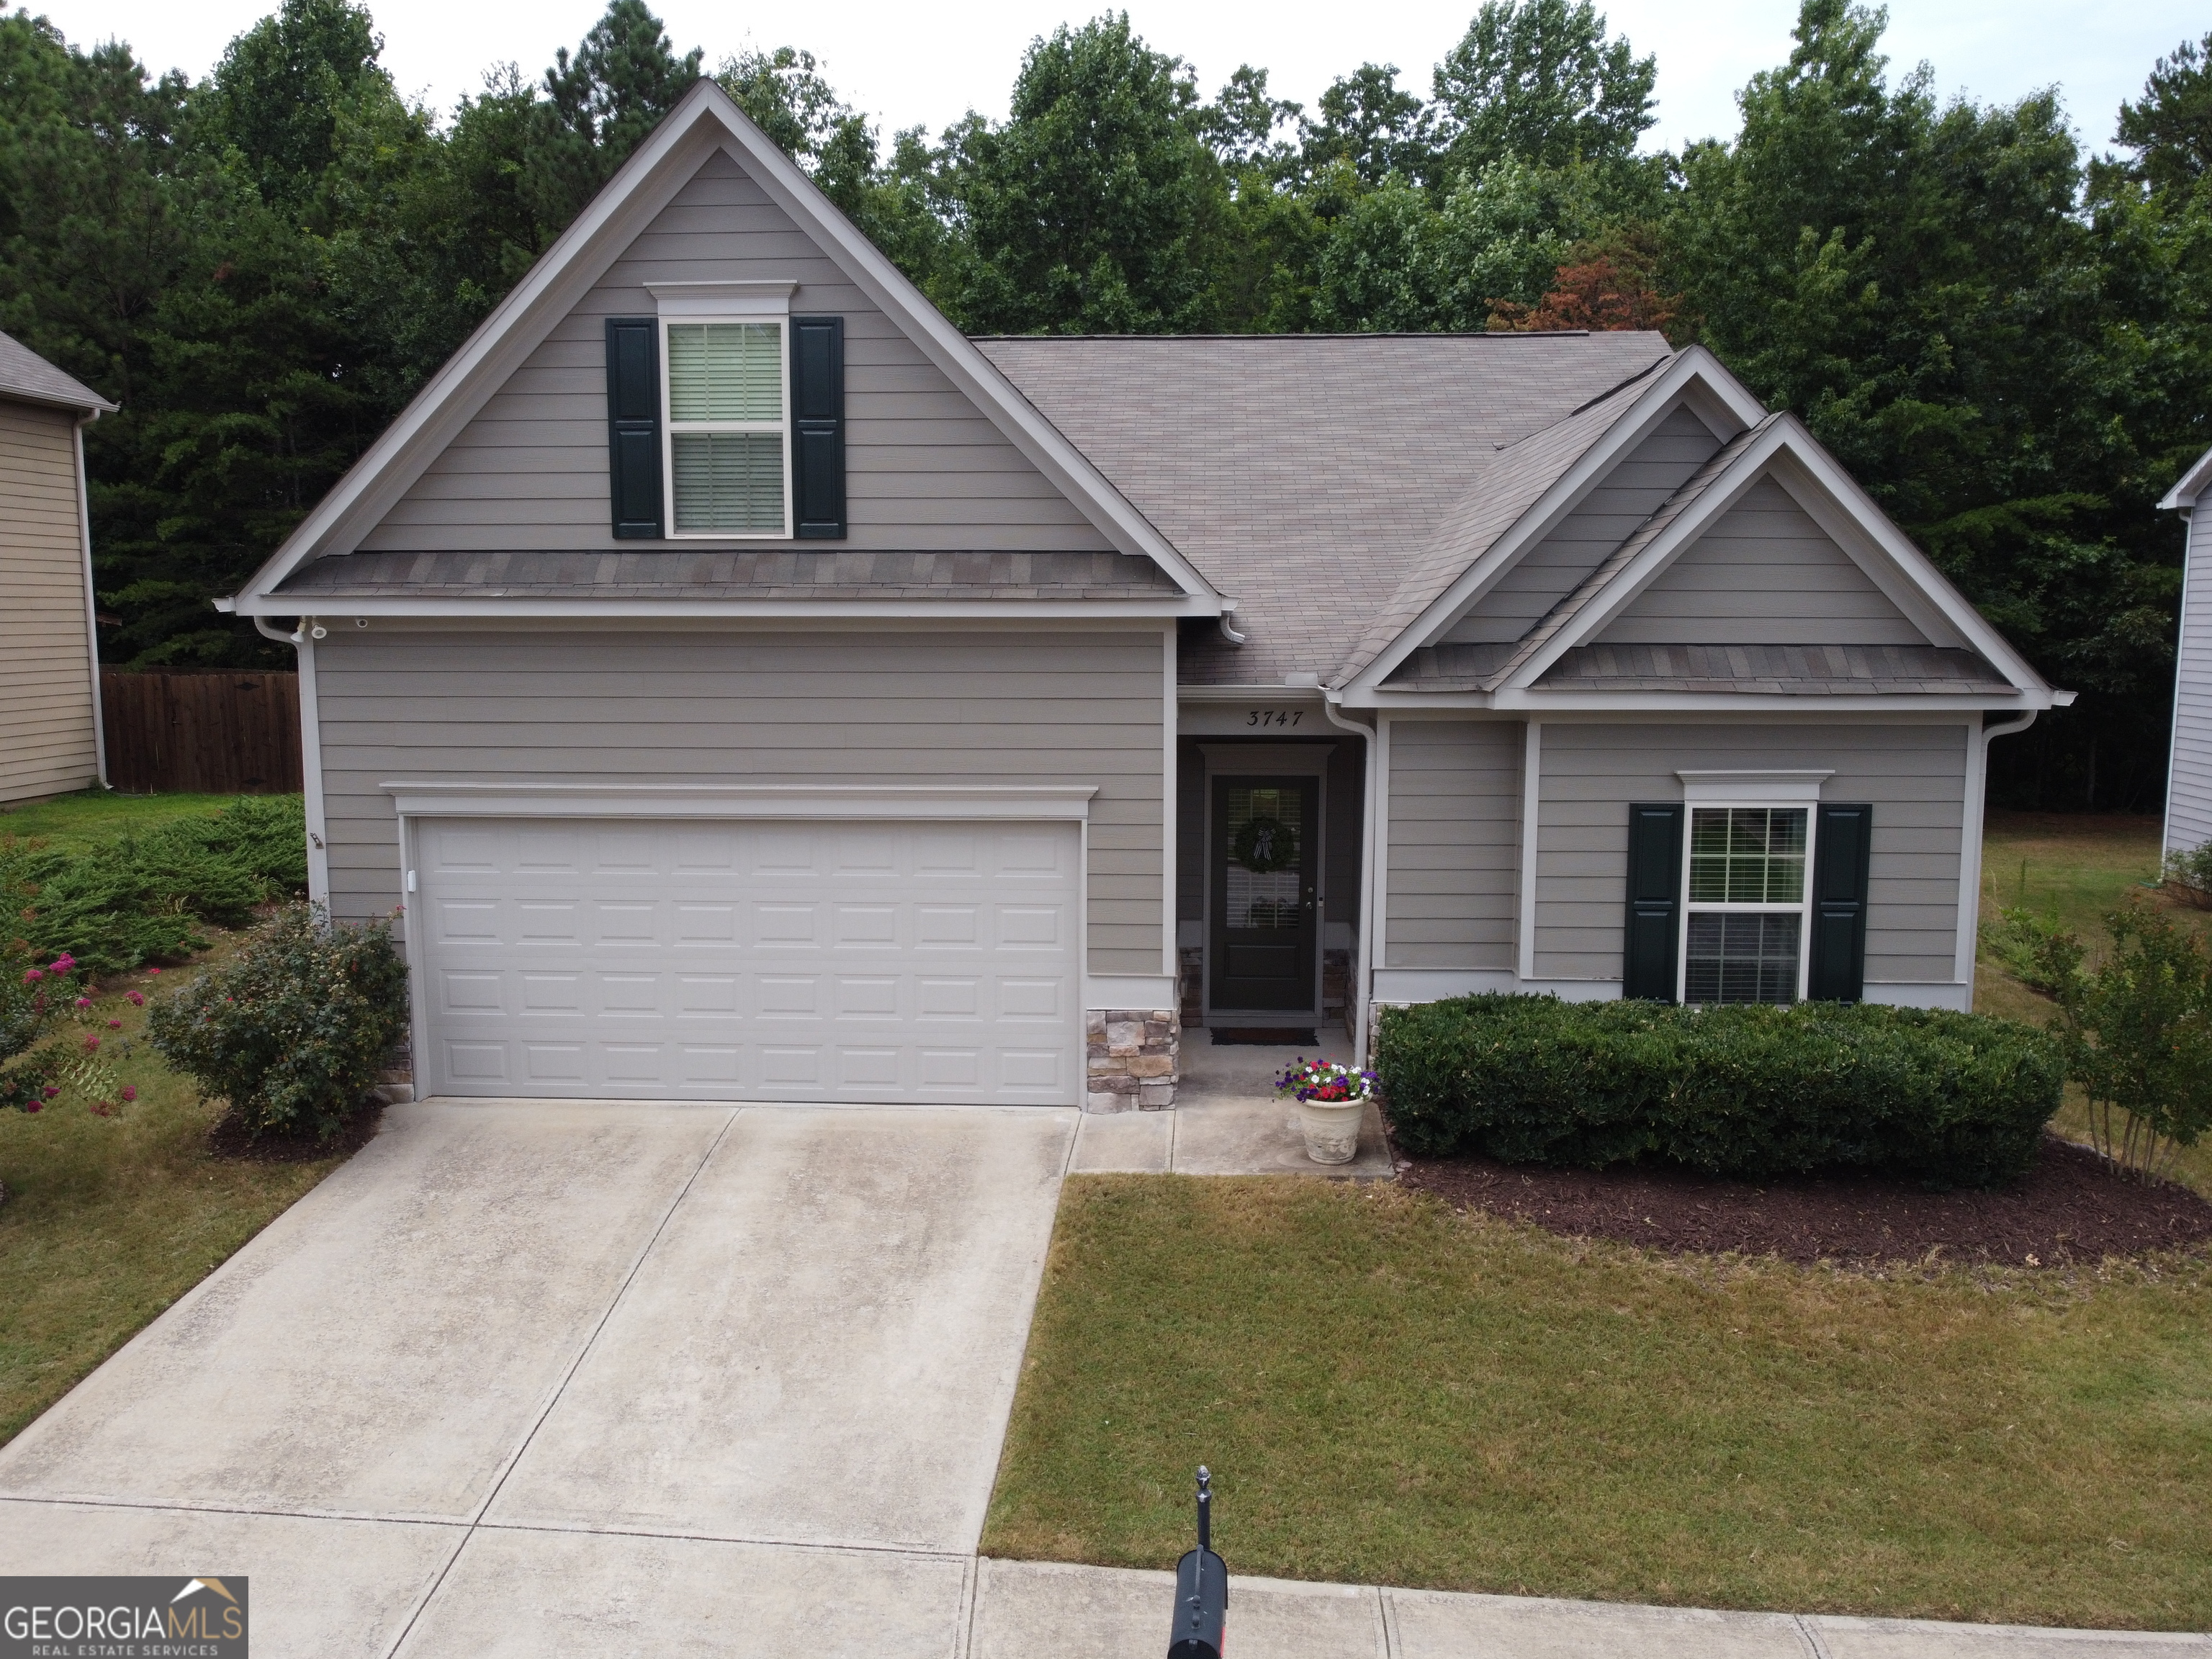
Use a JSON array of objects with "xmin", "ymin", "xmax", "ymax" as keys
[
  {"xmin": 221, "ymin": 81, "xmax": 2067, "ymax": 1110},
  {"xmin": 0, "ymin": 331, "xmax": 114, "ymax": 805},
  {"xmin": 2161, "ymin": 446, "xmax": 2212, "ymax": 856}
]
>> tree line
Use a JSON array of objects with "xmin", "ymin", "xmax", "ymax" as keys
[{"xmin": 1, "ymin": 0, "xmax": 2206, "ymax": 809}]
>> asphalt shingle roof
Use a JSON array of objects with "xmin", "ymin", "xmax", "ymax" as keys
[
  {"xmin": 0, "ymin": 331, "xmax": 114, "ymax": 413},
  {"xmin": 1388, "ymin": 641, "xmax": 2008, "ymax": 694},
  {"xmin": 977, "ymin": 332, "xmax": 1673, "ymax": 685}
]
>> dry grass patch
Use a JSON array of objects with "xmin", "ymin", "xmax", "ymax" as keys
[
  {"xmin": 0, "ymin": 933, "xmax": 352, "ymax": 1444},
  {"xmin": 986, "ymin": 1174, "xmax": 2212, "ymax": 1629}
]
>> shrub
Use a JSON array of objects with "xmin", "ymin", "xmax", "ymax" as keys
[
  {"xmin": 0, "ymin": 796, "xmax": 308, "ymax": 974},
  {"xmin": 2051, "ymin": 901, "xmax": 2212, "ymax": 1182},
  {"xmin": 1377, "ymin": 994, "xmax": 2063, "ymax": 1187},
  {"xmin": 1978, "ymin": 904, "xmax": 2087, "ymax": 997},
  {"xmin": 2163, "ymin": 839, "xmax": 2212, "ymax": 909},
  {"xmin": 148, "ymin": 903, "xmax": 408, "ymax": 1143}
]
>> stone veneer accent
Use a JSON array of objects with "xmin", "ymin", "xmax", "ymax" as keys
[{"xmin": 1086, "ymin": 1007, "xmax": 1180, "ymax": 1112}]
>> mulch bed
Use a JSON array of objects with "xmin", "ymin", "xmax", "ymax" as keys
[
  {"xmin": 207, "ymin": 1097, "xmax": 385, "ymax": 1164},
  {"xmin": 1399, "ymin": 1133, "xmax": 2212, "ymax": 1267}
]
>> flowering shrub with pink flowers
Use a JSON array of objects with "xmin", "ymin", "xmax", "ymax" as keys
[
  {"xmin": 1272, "ymin": 1058, "xmax": 1377, "ymax": 1105},
  {"xmin": 1, "ymin": 905, "xmax": 106, "ymax": 1112}
]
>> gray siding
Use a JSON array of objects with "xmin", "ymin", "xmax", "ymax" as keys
[
  {"xmin": 360, "ymin": 148, "xmax": 1113, "ymax": 555},
  {"xmin": 1444, "ymin": 407, "xmax": 1720, "ymax": 645},
  {"xmin": 1597, "ymin": 477, "xmax": 1926, "ymax": 647},
  {"xmin": 0, "ymin": 399, "xmax": 98, "ymax": 803},
  {"xmin": 313, "ymin": 629, "xmax": 1165, "ymax": 975},
  {"xmin": 2170, "ymin": 509, "xmax": 2212, "ymax": 852},
  {"xmin": 1534, "ymin": 721, "xmax": 1969, "ymax": 986},
  {"xmin": 1384, "ymin": 719, "xmax": 1521, "ymax": 969}
]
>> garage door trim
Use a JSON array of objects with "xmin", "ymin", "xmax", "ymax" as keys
[{"xmin": 387, "ymin": 782, "xmax": 1095, "ymax": 1105}]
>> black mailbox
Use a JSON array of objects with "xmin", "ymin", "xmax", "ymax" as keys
[{"xmin": 1166, "ymin": 1467, "xmax": 1226, "ymax": 1659}]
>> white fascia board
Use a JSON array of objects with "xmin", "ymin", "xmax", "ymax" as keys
[
  {"xmin": 235, "ymin": 594, "xmax": 1211, "ymax": 621},
  {"xmin": 1341, "ymin": 686, "xmax": 2049, "ymax": 714},
  {"xmin": 230, "ymin": 78, "xmax": 1220, "ymax": 610},
  {"xmin": 2159, "ymin": 444, "xmax": 2212, "ymax": 511},
  {"xmin": 696, "ymin": 109, "xmax": 1218, "ymax": 603},
  {"xmin": 233, "ymin": 109, "xmax": 727, "ymax": 604},
  {"xmin": 1348, "ymin": 347, "xmax": 1767, "ymax": 694}
]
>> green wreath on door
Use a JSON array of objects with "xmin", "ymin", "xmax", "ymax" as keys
[{"xmin": 1233, "ymin": 814, "xmax": 1298, "ymax": 873}]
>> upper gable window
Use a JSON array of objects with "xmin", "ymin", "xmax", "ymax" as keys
[{"xmin": 665, "ymin": 320, "xmax": 788, "ymax": 536}]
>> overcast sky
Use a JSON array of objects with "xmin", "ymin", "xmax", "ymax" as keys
[{"xmin": 26, "ymin": 0, "xmax": 2203, "ymax": 156}]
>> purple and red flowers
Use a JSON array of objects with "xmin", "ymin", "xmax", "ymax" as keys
[{"xmin": 1272, "ymin": 1058, "xmax": 1377, "ymax": 1105}]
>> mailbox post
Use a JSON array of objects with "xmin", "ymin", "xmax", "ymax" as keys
[{"xmin": 1167, "ymin": 1467, "xmax": 1227, "ymax": 1659}]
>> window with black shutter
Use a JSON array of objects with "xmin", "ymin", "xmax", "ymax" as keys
[
  {"xmin": 790, "ymin": 315, "xmax": 845, "ymax": 539},
  {"xmin": 1622, "ymin": 803, "xmax": 1683, "ymax": 1000},
  {"xmin": 1807, "ymin": 803, "xmax": 1873, "ymax": 1001},
  {"xmin": 605, "ymin": 318, "xmax": 662, "ymax": 539}
]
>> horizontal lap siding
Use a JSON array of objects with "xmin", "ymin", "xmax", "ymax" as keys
[
  {"xmin": 1535, "ymin": 721, "xmax": 1969, "ymax": 985},
  {"xmin": 0, "ymin": 401, "xmax": 97, "ymax": 803},
  {"xmin": 1598, "ymin": 478, "xmax": 1925, "ymax": 646},
  {"xmin": 1444, "ymin": 408, "xmax": 1719, "ymax": 645},
  {"xmin": 2171, "ymin": 513, "xmax": 2212, "ymax": 851},
  {"xmin": 1385, "ymin": 720, "xmax": 1521, "ymax": 968},
  {"xmin": 313, "ymin": 629, "xmax": 1165, "ymax": 974},
  {"xmin": 359, "ymin": 149, "xmax": 1112, "ymax": 555}
]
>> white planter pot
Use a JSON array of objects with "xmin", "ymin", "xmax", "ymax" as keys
[{"xmin": 1296, "ymin": 1097, "xmax": 1367, "ymax": 1165}]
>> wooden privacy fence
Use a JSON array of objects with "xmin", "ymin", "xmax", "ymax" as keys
[{"xmin": 99, "ymin": 669, "xmax": 302, "ymax": 794}]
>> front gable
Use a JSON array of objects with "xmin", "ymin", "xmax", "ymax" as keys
[{"xmin": 230, "ymin": 81, "xmax": 1214, "ymax": 613}]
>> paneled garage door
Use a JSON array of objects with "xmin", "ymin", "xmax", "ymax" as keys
[{"xmin": 414, "ymin": 817, "xmax": 1082, "ymax": 1104}]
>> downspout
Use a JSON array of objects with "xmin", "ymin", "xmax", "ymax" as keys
[
  {"xmin": 1323, "ymin": 693, "xmax": 1377, "ymax": 1066},
  {"xmin": 72, "ymin": 415, "xmax": 108, "ymax": 788},
  {"xmin": 1956, "ymin": 707, "xmax": 2039, "ymax": 996},
  {"xmin": 252, "ymin": 613, "xmax": 331, "ymax": 907}
]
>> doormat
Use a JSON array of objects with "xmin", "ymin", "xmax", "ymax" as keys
[{"xmin": 1211, "ymin": 1027, "xmax": 1318, "ymax": 1046}]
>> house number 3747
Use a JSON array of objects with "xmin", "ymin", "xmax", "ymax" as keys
[{"xmin": 1245, "ymin": 709, "xmax": 1305, "ymax": 727}]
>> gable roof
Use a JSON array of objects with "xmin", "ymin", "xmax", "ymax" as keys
[
  {"xmin": 0, "ymin": 332, "xmax": 114, "ymax": 415},
  {"xmin": 2162, "ymin": 444, "xmax": 2212, "ymax": 512},
  {"xmin": 229, "ymin": 79, "xmax": 1215, "ymax": 613},
  {"xmin": 979, "ymin": 331, "xmax": 1672, "ymax": 685}
]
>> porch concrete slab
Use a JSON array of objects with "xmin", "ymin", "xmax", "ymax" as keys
[
  {"xmin": 394, "ymin": 1526, "xmax": 966, "ymax": 1659},
  {"xmin": 970, "ymin": 1557, "xmax": 1388, "ymax": 1659},
  {"xmin": 1176, "ymin": 1032, "xmax": 1353, "ymax": 1106},
  {"xmin": 0, "ymin": 1498, "xmax": 461, "ymax": 1659},
  {"xmin": 1388, "ymin": 1587, "xmax": 1816, "ymax": 1657},
  {"xmin": 1069, "ymin": 1105, "xmax": 1173, "ymax": 1172},
  {"xmin": 1170, "ymin": 1097, "xmax": 1395, "ymax": 1179},
  {"xmin": 0, "ymin": 1101, "xmax": 731, "ymax": 1521},
  {"xmin": 483, "ymin": 1106, "xmax": 1076, "ymax": 1552},
  {"xmin": 1806, "ymin": 1615, "xmax": 2211, "ymax": 1655}
]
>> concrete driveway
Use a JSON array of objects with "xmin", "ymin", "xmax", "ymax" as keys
[{"xmin": 0, "ymin": 1100, "xmax": 1076, "ymax": 1657}]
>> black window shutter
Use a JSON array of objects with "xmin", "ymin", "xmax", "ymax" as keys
[
  {"xmin": 790, "ymin": 315, "xmax": 845, "ymax": 539},
  {"xmin": 1623, "ymin": 803, "xmax": 1683, "ymax": 1002},
  {"xmin": 1808, "ymin": 804, "xmax": 1873, "ymax": 1001},
  {"xmin": 605, "ymin": 318, "xmax": 662, "ymax": 539}
]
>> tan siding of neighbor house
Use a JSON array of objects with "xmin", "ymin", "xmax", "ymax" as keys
[
  {"xmin": 1443, "ymin": 406, "xmax": 1722, "ymax": 645},
  {"xmin": 1596, "ymin": 477, "xmax": 1929, "ymax": 647},
  {"xmin": 0, "ymin": 400, "xmax": 98, "ymax": 804},
  {"xmin": 312, "ymin": 628, "xmax": 1166, "ymax": 974},
  {"xmin": 359, "ymin": 148, "xmax": 1114, "ymax": 555},
  {"xmin": 1383, "ymin": 719, "xmax": 1522, "ymax": 969},
  {"xmin": 1533, "ymin": 721, "xmax": 1969, "ymax": 987}
]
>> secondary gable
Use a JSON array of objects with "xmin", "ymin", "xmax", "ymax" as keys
[
  {"xmin": 1594, "ymin": 475, "xmax": 1926, "ymax": 647},
  {"xmin": 1442, "ymin": 404, "xmax": 1722, "ymax": 645},
  {"xmin": 358, "ymin": 148, "xmax": 1113, "ymax": 556}
]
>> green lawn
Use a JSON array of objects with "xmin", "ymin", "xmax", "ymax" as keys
[
  {"xmin": 986, "ymin": 1177, "xmax": 2212, "ymax": 1629},
  {"xmin": 0, "ymin": 788, "xmax": 281, "ymax": 851},
  {"xmin": 0, "ymin": 933, "xmax": 347, "ymax": 1444}
]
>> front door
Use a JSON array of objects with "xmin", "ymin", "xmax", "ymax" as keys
[{"xmin": 1208, "ymin": 775, "xmax": 1318, "ymax": 1014}]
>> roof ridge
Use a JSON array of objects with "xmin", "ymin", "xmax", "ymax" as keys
[{"xmin": 1478, "ymin": 413, "xmax": 1781, "ymax": 690}]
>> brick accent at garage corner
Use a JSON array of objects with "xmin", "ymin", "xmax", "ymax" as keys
[{"xmin": 1085, "ymin": 1008, "xmax": 1179, "ymax": 1112}]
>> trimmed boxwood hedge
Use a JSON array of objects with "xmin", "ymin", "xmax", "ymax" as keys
[{"xmin": 1377, "ymin": 995, "xmax": 2062, "ymax": 1187}]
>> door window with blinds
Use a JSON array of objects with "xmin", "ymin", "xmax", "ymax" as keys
[
  {"xmin": 664, "ymin": 320, "xmax": 788, "ymax": 536},
  {"xmin": 1681, "ymin": 805, "xmax": 1811, "ymax": 1004}
]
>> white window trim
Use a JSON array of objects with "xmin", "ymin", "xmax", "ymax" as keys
[
  {"xmin": 1675, "ymin": 772, "xmax": 1830, "ymax": 1006},
  {"xmin": 649, "ymin": 280, "xmax": 795, "ymax": 541}
]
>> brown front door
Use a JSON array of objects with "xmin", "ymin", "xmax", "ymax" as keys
[{"xmin": 1209, "ymin": 775, "xmax": 1318, "ymax": 1013}]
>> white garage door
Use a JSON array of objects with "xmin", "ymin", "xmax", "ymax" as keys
[{"xmin": 414, "ymin": 817, "xmax": 1081, "ymax": 1104}]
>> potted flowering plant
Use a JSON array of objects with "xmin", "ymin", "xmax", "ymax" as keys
[{"xmin": 1273, "ymin": 1058, "xmax": 1377, "ymax": 1164}]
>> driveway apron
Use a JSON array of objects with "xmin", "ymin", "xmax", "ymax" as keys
[{"xmin": 0, "ymin": 1100, "xmax": 1077, "ymax": 1658}]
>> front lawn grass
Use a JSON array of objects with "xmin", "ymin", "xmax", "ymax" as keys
[
  {"xmin": 986, "ymin": 1176, "xmax": 2212, "ymax": 1629},
  {"xmin": 0, "ymin": 934, "xmax": 351, "ymax": 1444},
  {"xmin": 0, "ymin": 788, "xmax": 272, "ymax": 851}
]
